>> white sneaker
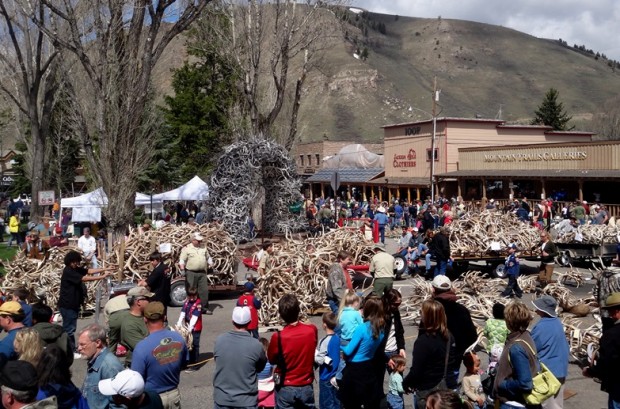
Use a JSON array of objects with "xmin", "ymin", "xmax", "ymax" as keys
[{"xmin": 74, "ymin": 352, "xmax": 83, "ymax": 360}]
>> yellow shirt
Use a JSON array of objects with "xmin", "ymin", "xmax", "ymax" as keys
[
  {"xmin": 179, "ymin": 244, "xmax": 208, "ymax": 271},
  {"xmin": 258, "ymin": 253, "xmax": 271, "ymax": 275},
  {"xmin": 370, "ymin": 252, "xmax": 395, "ymax": 279}
]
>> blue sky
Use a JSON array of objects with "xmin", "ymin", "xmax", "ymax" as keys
[{"xmin": 352, "ymin": 0, "xmax": 620, "ymax": 60}]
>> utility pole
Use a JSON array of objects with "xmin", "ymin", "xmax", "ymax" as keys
[{"xmin": 430, "ymin": 77, "xmax": 439, "ymax": 203}]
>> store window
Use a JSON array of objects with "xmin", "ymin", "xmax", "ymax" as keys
[
  {"xmin": 299, "ymin": 155, "xmax": 304, "ymax": 166},
  {"xmin": 307, "ymin": 154, "xmax": 312, "ymax": 166},
  {"xmin": 426, "ymin": 148, "xmax": 438, "ymax": 162},
  {"xmin": 316, "ymin": 154, "xmax": 320, "ymax": 166}
]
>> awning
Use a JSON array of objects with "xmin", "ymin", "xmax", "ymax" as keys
[
  {"xmin": 436, "ymin": 169, "xmax": 620, "ymax": 179},
  {"xmin": 306, "ymin": 168, "xmax": 384, "ymax": 184},
  {"xmin": 366, "ymin": 176, "xmax": 430, "ymax": 187}
]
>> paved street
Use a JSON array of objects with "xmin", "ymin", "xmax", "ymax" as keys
[{"xmin": 36, "ymin": 236, "xmax": 613, "ymax": 408}]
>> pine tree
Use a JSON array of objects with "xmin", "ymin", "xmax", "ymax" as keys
[{"xmin": 531, "ymin": 88, "xmax": 573, "ymax": 130}]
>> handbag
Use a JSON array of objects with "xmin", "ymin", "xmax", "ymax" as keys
[
  {"xmin": 415, "ymin": 337, "xmax": 450, "ymax": 409},
  {"xmin": 510, "ymin": 339, "xmax": 561, "ymax": 405}
]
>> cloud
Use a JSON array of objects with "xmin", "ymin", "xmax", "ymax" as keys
[{"xmin": 352, "ymin": 0, "xmax": 620, "ymax": 60}]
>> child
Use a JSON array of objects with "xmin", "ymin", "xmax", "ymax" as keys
[
  {"xmin": 257, "ymin": 338, "xmax": 275, "ymax": 409},
  {"xmin": 462, "ymin": 352, "xmax": 486, "ymax": 409},
  {"xmin": 176, "ymin": 287, "xmax": 202, "ymax": 373},
  {"xmin": 237, "ymin": 281, "xmax": 262, "ymax": 338},
  {"xmin": 315, "ymin": 312, "xmax": 341, "ymax": 409},
  {"xmin": 335, "ymin": 291, "xmax": 363, "ymax": 385},
  {"xmin": 387, "ymin": 355, "xmax": 406, "ymax": 409},
  {"xmin": 483, "ymin": 303, "xmax": 509, "ymax": 366},
  {"xmin": 500, "ymin": 244, "xmax": 522, "ymax": 298}
]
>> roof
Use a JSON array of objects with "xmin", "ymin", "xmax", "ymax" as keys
[
  {"xmin": 367, "ymin": 176, "xmax": 431, "ymax": 187},
  {"xmin": 306, "ymin": 168, "xmax": 384, "ymax": 183},
  {"xmin": 436, "ymin": 169, "xmax": 620, "ymax": 179},
  {"xmin": 382, "ymin": 117, "xmax": 505, "ymax": 129},
  {"xmin": 458, "ymin": 140, "xmax": 614, "ymax": 152}
]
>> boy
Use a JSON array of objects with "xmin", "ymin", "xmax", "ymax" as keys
[
  {"xmin": 315, "ymin": 312, "xmax": 341, "ymax": 409},
  {"xmin": 176, "ymin": 287, "xmax": 202, "ymax": 372},
  {"xmin": 501, "ymin": 244, "xmax": 522, "ymax": 298},
  {"xmin": 237, "ymin": 282, "xmax": 262, "ymax": 338}
]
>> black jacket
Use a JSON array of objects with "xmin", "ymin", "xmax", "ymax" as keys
[
  {"xmin": 589, "ymin": 321, "xmax": 620, "ymax": 401},
  {"xmin": 403, "ymin": 331, "xmax": 459, "ymax": 391},
  {"xmin": 540, "ymin": 240, "xmax": 559, "ymax": 263},
  {"xmin": 434, "ymin": 293, "xmax": 478, "ymax": 360},
  {"xmin": 147, "ymin": 262, "xmax": 171, "ymax": 306},
  {"xmin": 433, "ymin": 233, "xmax": 450, "ymax": 261}
]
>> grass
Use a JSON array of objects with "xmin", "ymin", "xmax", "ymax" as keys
[{"xmin": 0, "ymin": 245, "xmax": 19, "ymax": 276}]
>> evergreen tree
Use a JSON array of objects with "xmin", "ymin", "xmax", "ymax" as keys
[{"xmin": 531, "ymin": 88, "xmax": 573, "ymax": 130}]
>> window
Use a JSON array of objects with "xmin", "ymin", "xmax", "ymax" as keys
[
  {"xmin": 299, "ymin": 155, "xmax": 304, "ymax": 166},
  {"xmin": 307, "ymin": 154, "xmax": 312, "ymax": 166},
  {"xmin": 315, "ymin": 154, "xmax": 320, "ymax": 166},
  {"xmin": 426, "ymin": 148, "xmax": 438, "ymax": 162}
]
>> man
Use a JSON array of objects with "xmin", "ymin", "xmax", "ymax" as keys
[
  {"xmin": 11, "ymin": 288, "xmax": 32, "ymax": 327},
  {"xmin": 99, "ymin": 369, "xmax": 164, "ymax": 409},
  {"xmin": 48, "ymin": 226, "xmax": 68, "ymax": 247},
  {"xmin": 138, "ymin": 252, "xmax": 171, "ymax": 315},
  {"xmin": 105, "ymin": 294, "xmax": 130, "ymax": 355},
  {"xmin": 531, "ymin": 296, "xmax": 569, "ymax": 409},
  {"xmin": 21, "ymin": 230, "xmax": 50, "ymax": 260},
  {"xmin": 325, "ymin": 251, "xmax": 353, "ymax": 314},
  {"xmin": 178, "ymin": 233, "xmax": 213, "ymax": 314},
  {"xmin": 370, "ymin": 246, "xmax": 396, "ymax": 296},
  {"xmin": 0, "ymin": 361, "xmax": 57, "ymax": 408},
  {"xmin": 570, "ymin": 200, "xmax": 586, "ymax": 225},
  {"xmin": 78, "ymin": 227, "xmax": 98, "ymax": 268},
  {"xmin": 31, "ymin": 303, "xmax": 73, "ymax": 366},
  {"xmin": 396, "ymin": 227, "xmax": 412, "ymax": 256},
  {"xmin": 485, "ymin": 198, "xmax": 497, "ymax": 211},
  {"xmin": 317, "ymin": 204, "xmax": 332, "ymax": 227},
  {"xmin": 120, "ymin": 286, "xmax": 152, "ymax": 367},
  {"xmin": 373, "ymin": 206, "xmax": 389, "ymax": 245},
  {"xmin": 538, "ymin": 231, "xmax": 558, "ymax": 288},
  {"xmin": 433, "ymin": 226, "xmax": 451, "ymax": 277},
  {"xmin": 79, "ymin": 323, "xmax": 125, "ymax": 409},
  {"xmin": 132, "ymin": 302, "xmax": 188, "ymax": 409},
  {"xmin": 583, "ymin": 292, "xmax": 620, "ymax": 409},
  {"xmin": 213, "ymin": 306, "xmax": 267, "ymax": 408},
  {"xmin": 257, "ymin": 242, "xmax": 274, "ymax": 277},
  {"xmin": 267, "ymin": 294, "xmax": 318, "ymax": 409},
  {"xmin": 0, "ymin": 302, "xmax": 26, "ymax": 360},
  {"xmin": 431, "ymin": 276, "xmax": 477, "ymax": 365}
]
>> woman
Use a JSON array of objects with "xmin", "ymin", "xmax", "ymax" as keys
[
  {"xmin": 492, "ymin": 301, "xmax": 539, "ymax": 409},
  {"xmin": 57, "ymin": 250, "xmax": 114, "ymax": 354},
  {"xmin": 14, "ymin": 328, "xmax": 43, "ymax": 367},
  {"xmin": 425, "ymin": 390, "xmax": 467, "ymax": 409},
  {"xmin": 8, "ymin": 212, "xmax": 21, "ymax": 247},
  {"xmin": 340, "ymin": 296, "xmax": 386, "ymax": 409},
  {"xmin": 403, "ymin": 300, "xmax": 458, "ymax": 409},
  {"xmin": 37, "ymin": 345, "xmax": 89, "ymax": 408},
  {"xmin": 375, "ymin": 289, "xmax": 406, "ymax": 380}
]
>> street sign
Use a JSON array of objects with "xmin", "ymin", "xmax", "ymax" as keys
[
  {"xmin": 38, "ymin": 190, "xmax": 55, "ymax": 206},
  {"xmin": 330, "ymin": 171, "xmax": 340, "ymax": 192}
]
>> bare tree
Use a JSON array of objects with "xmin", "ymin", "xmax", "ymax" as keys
[
  {"xmin": 592, "ymin": 96, "xmax": 620, "ymax": 140},
  {"xmin": 29, "ymin": 0, "xmax": 209, "ymax": 237},
  {"xmin": 194, "ymin": 0, "xmax": 345, "ymax": 150},
  {"xmin": 0, "ymin": 0, "xmax": 59, "ymax": 219}
]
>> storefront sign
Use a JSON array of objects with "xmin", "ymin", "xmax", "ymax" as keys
[
  {"xmin": 393, "ymin": 149, "xmax": 417, "ymax": 168},
  {"xmin": 38, "ymin": 190, "xmax": 55, "ymax": 206},
  {"xmin": 483, "ymin": 151, "xmax": 588, "ymax": 162},
  {"xmin": 405, "ymin": 126, "xmax": 422, "ymax": 136},
  {"xmin": 1, "ymin": 176, "xmax": 13, "ymax": 186}
]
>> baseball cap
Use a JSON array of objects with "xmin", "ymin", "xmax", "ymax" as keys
[
  {"xmin": 127, "ymin": 286, "xmax": 154, "ymax": 298},
  {"xmin": 431, "ymin": 275, "xmax": 452, "ymax": 290},
  {"xmin": 509, "ymin": 243, "xmax": 518, "ymax": 250},
  {"xmin": 144, "ymin": 302, "xmax": 165, "ymax": 320},
  {"xmin": 0, "ymin": 301, "xmax": 23, "ymax": 316},
  {"xmin": 232, "ymin": 306, "xmax": 251, "ymax": 325},
  {"xmin": 244, "ymin": 282, "xmax": 255, "ymax": 292},
  {"xmin": 98, "ymin": 369, "xmax": 145, "ymax": 398},
  {"xmin": 0, "ymin": 361, "xmax": 38, "ymax": 392}
]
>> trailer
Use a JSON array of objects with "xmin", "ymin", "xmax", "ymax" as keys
[
  {"xmin": 449, "ymin": 249, "xmax": 541, "ymax": 278},
  {"xmin": 555, "ymin": 242, "xmax": 617, "ymax": 267}
]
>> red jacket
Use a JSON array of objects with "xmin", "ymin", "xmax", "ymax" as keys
[
  {"xmin": 237, "ymin": 293, "xmax": 259, "ymax": 330},
  {"xmin": 267, "ymin": 322, "xmax": 317, "ymax": 387}
]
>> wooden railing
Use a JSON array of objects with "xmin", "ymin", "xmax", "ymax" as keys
[{"xmin": 492, "ymin": 199, "xmax": 620, "ymax": 220}]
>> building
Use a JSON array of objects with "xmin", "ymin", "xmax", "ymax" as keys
[
  {"xmin": 381, "ymin": 117, "xmax": 593, "ymax": 200},
  {"xmin": 293, "ymin": 141, "xmax": 384, "ymax": 178}
]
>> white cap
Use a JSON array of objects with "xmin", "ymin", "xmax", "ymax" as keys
[
  {"xmin": 431, "ymin": 275, "xmax": 452, "ymax": 290},
  {"xmin": 192, "ymin": 233, "xmax": 204, "ymax": 241},
  {"xmin": 490, "ymin": 199, "xmax": 495, "ymax": 203},
  {"xmin": 232, "ymin": 306, "xmax": 251, "ymax": 325},
  {"xmin": 98, "ymin": 369, "xmax": 145, "ymax": 398},
  {"xmin": 412, "ymin": 227, "xmax": 419, "ymax": 232}
]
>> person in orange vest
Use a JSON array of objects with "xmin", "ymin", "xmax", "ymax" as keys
[{"xmin": 237, "ymin": 282, "xmax": 262, "ymax": 339}]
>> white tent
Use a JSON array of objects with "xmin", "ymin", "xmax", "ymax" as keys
[
  {"xmin": 151, "ymin": 176, "xmax": 209, "ymax": 201},
  {"xmin": 60, "ymin": 187, "xmax": 109, "ymax": 208},
  {"xmin": 60, "ymin": 189, "xmax": 163, "ymax": 222}
]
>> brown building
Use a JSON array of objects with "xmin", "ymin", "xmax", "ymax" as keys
[{"xmin": 380, "ymin": 117, "xmax": 593, "ymax": 200}]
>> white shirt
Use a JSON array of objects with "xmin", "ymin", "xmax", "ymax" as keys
[{"xmin": 78, "ymin": 235, "xmax": 97, "ymax": 255}]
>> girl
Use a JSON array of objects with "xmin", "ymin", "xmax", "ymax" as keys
[
  {"xmin": 462, "ymin": 351, "xmax": 486, "ymax": 409},
  {"xmin": 388, "ymin": 355, "xmax": 407, "ymax": 409},
  {"xmin": 335, "ymin": 291, "xmax": 363, "ymax": 384},
  {"xmin": 37, "ymin": 345, "xmax": 88, "ymax": 409},
  {"xmin": 176, "ymin": 287, "xmax": 202, "ymax": 373},
  {"xmin": 484, "ymin": 303, "xmax": 509, "ymax": 366},
  {"xmin": 14, "ymin": 328, "xmax": 43, "ymax": 367}
]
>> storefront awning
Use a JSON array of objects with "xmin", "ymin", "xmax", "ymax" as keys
[
  {"xmin": 436, "ymin": 169, "xmax": 620, "ymax": 179},
  {"xmin": 366, "ymin": 176, "xmax": 431, "ymax": 187},
  {"xmin": 306, "ymin": 168, "xmax": 384, "ymax": 183}
]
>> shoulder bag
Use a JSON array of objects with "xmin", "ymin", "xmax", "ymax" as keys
[
  {"xmin": 273, "ymin": 330, "xmax": 287, "ymax": 386},
  {"xmin": 415, "ymin": 337, "xmax": 451, "ymax": 409},
  {"xmin": 509, "ymin": 339, "xmax": 561, "ymax": 405}
]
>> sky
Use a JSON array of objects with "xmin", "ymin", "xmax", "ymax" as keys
[{"xmin": 352, "ymin": 0, "xmax": 620, "ymax": 60}]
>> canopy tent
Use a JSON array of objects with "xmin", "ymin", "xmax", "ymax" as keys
[
  {"xmin": 60, "ymin": 189, "xmax": 163, "ymax": 222},
  {"xmin": 151, "ymin": 175, "xmax": 209, "ymax": 201}
]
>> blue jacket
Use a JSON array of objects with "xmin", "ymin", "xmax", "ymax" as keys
[
  {"xmin": 499, "ymin": 343, "xmax": 538, "ymax": 399},
  {"xmin": 82, "ymin": 348, "xmax": 124, "ymax": 409},
  {"xmin": 318, "ymin": 334, "xmax": 341, "ymax": 381},
  {"xmin": 341, "ymin": 321, "xmax": 384, "ymax": 363},
  {"xmin": 504, "ymin": 254, "xmax": 520, "ymax": 276},
  {"xmin": 339, "ymin": 307, "xmax": 363, "ymax": 341},
  {"xmin": 530, "ymin": 317, "xmax": 569, "ymax": 379},
  {"xmin": 374, "ymin": 213, "xmax": 389, "ymax": 226}
]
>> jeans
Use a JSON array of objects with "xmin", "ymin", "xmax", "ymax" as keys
[
  {"xmin": 319, "ymin": 379, "xmax": 340, "ymax": 409},
  {"xmin": 387, "ymin": 393, "xmax": 404, "ymax": 409},
  {"xmin": 215, "ymin": 404, "xmax": 256, "ymax": 409},
  {"xmin": 379, "ymin": 225, "xmax": 386, "ymax": 244},
  {"xmin": 60, "ymin": 307, "xmax": 78, "ymax": 352},
  {"xmin": 8, "ymin": 232, "xmax": 21, "ymax": 247},
  {"xmin": 434, "ymin": 259, "xmax": 447, "ymax": 277},
  {"xmin": 327, "ymin": 299, "xmax": 339, "ymax": 315},
  {"xmin": 425, "ymin": 253, "xmax": 432, "ymax": 271},
  {"xmin": 500, "ymin": 403, "xmax": 526, "ymax": 409},
  {"xmin": 189, "ymin": 330, "xmax": 201, "ymax": 364},
  {"xmin": 275, "ymin": 385, "xmax": 315, "ymax": 409},
  {"xmin": 609, "ymin": 397, "xmax": 620, "ymax": 409},
  {"xmin": 502, "ymin": 275, "xmax": 523, "ymax": 298}
]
